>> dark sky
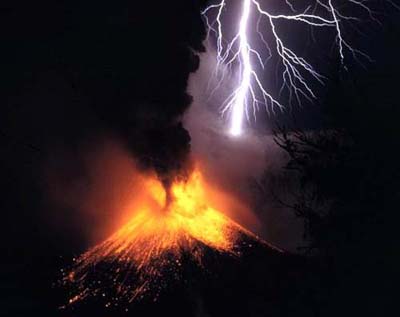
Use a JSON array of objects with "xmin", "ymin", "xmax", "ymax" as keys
[{"xmin": 0, "ymin": 1, "xmax": 399, "ymax": 316}]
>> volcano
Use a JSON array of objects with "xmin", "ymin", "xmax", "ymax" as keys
[{"xmin": 62, "ymin": 167, "xmax": 306, "ymax": 317}]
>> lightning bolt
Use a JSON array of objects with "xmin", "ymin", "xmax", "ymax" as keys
[{"xmin": 202, "ymin": 0, "xmax": 375, "ymax": 136}]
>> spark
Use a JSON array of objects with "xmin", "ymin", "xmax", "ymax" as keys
[{"xmin": 202, "ymin": 0, "xmax": 375, "ymax": 136}]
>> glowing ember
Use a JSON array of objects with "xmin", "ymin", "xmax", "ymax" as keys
[{"xmin": 64, "ymin": 168, "xmax": 255, "ymax": 305}]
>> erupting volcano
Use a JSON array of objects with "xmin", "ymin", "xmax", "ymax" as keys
[{"xmin": 64, "ymin": 166, "xmax": 271, "ymax": 307}]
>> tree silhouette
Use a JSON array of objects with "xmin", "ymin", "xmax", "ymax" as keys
[{"xmin": 272, "ymin": 18, "xmax": 400, "ymax": 316}]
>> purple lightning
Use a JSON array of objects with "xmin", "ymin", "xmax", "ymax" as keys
[{"xmin": 202, "ymin": 0, "xmax": 375, "ymax": 136}]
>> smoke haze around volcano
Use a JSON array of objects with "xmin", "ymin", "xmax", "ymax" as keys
[{"xmin": 184, "ymin": 43, "xmax": 303, "ymax": 251}]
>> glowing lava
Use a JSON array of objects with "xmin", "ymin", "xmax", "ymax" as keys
[{"xmin": 64, "ymin": 168, "xmax": 255, "ymax": 305}]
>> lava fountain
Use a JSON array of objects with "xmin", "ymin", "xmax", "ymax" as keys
[{"xmin": 63, "ymin": 166, "xmax": 265, "ymax": 306}]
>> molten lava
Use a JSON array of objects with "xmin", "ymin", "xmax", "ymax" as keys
[{"xmin": 65, "ymin": 167, "xmax": 256, "ymax": 305}]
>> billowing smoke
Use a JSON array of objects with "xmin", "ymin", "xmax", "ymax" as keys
[{"xmin": 184, "ymin": 43, "xmax": 303, "ymax": 251}]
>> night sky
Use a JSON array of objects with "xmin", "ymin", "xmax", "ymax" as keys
[{"xmin": 1, "ymin": 1, "xmax": 399, "ymax": 316}]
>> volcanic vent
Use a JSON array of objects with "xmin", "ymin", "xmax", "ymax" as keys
[{"xmin": 63, "ymin": 166, "xmax": 274, "ymax": 307}]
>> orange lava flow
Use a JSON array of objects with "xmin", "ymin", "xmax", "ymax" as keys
[{"xmin": 65, "ymin": 168, "xmax": 252, "ymax": 305}]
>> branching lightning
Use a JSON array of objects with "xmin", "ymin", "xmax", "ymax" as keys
[{"xmin": 202, "ymin": 0, "xmax": 375, "ymax": 136}]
